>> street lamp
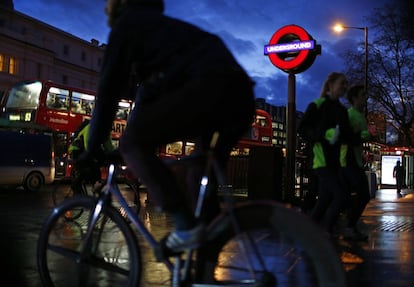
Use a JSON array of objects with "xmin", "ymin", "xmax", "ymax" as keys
[{"xmin": 333, "ymin": 24, "xmax": 369, "ymax": 100}]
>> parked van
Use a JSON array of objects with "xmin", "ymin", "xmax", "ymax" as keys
[{"xmin": 0, "ymin": 119, "xmax": 55, "ymax": 191}]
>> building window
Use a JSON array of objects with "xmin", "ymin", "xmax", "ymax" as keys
[
  {"xmin": 9, "ymin": 56, "xmax": 17, "ymax": 74},
  {"xmin": 0, "ymin": 54, "xmax": 4, "ymax": 72},
  {"xmin": 81, "ymin": 51, "xmax": 86, "ymax": 61},
  {"xmin": 0, "ymin": 54, "xmax": 18, "ymax": 75},
  {"xmin": 62, "ymin": 75, "xmax": 68, "ymax": 84}
]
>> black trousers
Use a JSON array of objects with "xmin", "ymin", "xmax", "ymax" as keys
[
  {"xmin": 119, "ymin": 73, "xmax": 254, "ymax": 221},
  {"xmin": 341, "ymin": 166, "xmax": 371, "ymax": 227}
]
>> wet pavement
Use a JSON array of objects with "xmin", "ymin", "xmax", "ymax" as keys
[
  {"xmin": 0, "ymin": 184, "xmax": 414, "ymax": 286},
  {"xmin": 343, "ymin": 188, "xmax": 414, "ymax": 287}
]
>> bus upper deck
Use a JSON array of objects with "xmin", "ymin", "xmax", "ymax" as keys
[{"xmin": 0, "ymin": 79, "xmax": 133, "ymax": 178}]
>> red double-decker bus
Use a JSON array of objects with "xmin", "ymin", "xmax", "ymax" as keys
[
  {"xmin": 158, "ymin": 109, "xmax": 273, "ymax": 159},
  {"xmin": 155, "ymin": 109, "xmax": 273, "ymax": 198},
  {"xmin": 236, "ymin": 109, "xmax": 272, "ymax": 151},
  {"xmin": 0, "ymin": 80, "xmax": 132, "ymax": 178}
]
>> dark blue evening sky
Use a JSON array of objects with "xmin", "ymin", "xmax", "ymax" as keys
[{"xmin": 14, "ymin": 0, "xmax": 390, "ymax": 111}]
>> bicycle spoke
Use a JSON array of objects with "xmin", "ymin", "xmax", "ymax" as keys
[
  {"xmin": 38, "ymin": 197, "xmax": 140, "ymax": 287},
  {"xmin": 196, "ymin": 203, "xmax": 346, "ymax": 287},
  {"xmin": 212, "ymin": 230, "xmax": 317, "ymax": 285},
  {"xmin": 47, "ymin": 243, "xmax": 81, "ymax": 263}
]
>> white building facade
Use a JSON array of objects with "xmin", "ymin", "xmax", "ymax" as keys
[{"xmin": 0, "ymin": 1, "xmax": 105, "ymax": 101}]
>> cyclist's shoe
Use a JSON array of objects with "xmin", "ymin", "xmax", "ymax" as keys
[{"xmin": 165, "ymin": 224, "xmax": 205, "ymax": 253}]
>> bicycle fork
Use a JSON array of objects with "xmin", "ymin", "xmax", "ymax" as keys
[
  {"xmin": 75, "ymin": 164, "xmax": 131, "ymax": 283},
  {"xmin": 79, "ymin": 164, "xmax": 117, "ymax": 260},
  {"xmin": 69, "ymin": 183, "xmax": 111, "ymax": 286}
]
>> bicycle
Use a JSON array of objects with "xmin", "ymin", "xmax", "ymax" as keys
[
  {"xmin": 37, "ymin": 132, "xmax": 347, "ymax": 287},
  {"xmin": 51, "ymin": 159, "xmax": 141, "ymax": 221}
]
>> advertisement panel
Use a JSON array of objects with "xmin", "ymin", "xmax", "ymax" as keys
[{"xmin": 381, "ymin": 155, "xmax": 402, "ymax": 185}]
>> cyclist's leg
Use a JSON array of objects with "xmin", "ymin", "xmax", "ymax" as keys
[
  {"xmin": 188, "ymin": 130, "xmax": 243, "ymax": 224},
  {"xmin": 120, "ymin": 86, "xmax": 209, "ymax": 230},
  {"xmin": 120, "ymin": 74, "xmax": 252, "ymax": 217}
]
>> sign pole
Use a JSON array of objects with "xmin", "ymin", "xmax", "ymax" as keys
[
  {"xmin": 264, "ymin": 24, "xmax": 321, "ymax": 203},
  {"xmin": 285, "ymin": 73, "xmax": 296, "ymax": 201}
]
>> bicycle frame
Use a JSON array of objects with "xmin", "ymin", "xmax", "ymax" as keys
[{"xmin": 78, "ymin": 132, "xmax": 262, "ymax": 285}]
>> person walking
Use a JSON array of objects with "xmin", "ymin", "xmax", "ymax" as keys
[
  {"xmin": 341, "ymin": 84, "xmax": 371, "ymax": 241},
  {"xmin": 393, "ymin": 160, "xmax": 405, "ymax": 194},
  {"xmin": 77, "ymin": 0, "xmax": 255, "ymax": 254},
  {"xmin": 298, "ymin": 72, "xmax": 352, "ymax": 234}
]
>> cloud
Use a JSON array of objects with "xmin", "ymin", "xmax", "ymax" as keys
[
  {"xmin": 217, "ymin": 30, "xmax": 257, "ymax": 56},
  {"xmin": 14, "ymin": 0, "xmax": 109, "ymax": 42},
  {"xmin": 14, "ymin": 0, "xmax": 392, "ymax": 111}
]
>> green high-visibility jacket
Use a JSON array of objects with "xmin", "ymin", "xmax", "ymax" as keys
[
  {"xmin": 298, "ymin": 96, "xmax": 352, "ymax": 170},
  {"xmin": 69, "ymin": 123, "xmax": 114, "ymax": 157},
  {"xmin": 347, "ymin": 107, "xmax": 369, "ymax": 169}
]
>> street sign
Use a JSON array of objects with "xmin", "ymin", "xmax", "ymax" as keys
[{"xmin": 265, "ymin": 24, "xmax": 321, "ymax": 74}]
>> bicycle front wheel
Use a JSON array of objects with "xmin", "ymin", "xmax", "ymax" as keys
[
  {"xmin": 37, "ymin": 196, "xmax": 141, "ymax": 287},
  {"xmin": 196, "ymin": 200, "xmax": 346, "ymax": 287}
]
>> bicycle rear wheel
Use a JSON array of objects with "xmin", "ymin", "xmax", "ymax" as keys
[
  {"xmin": 195, "ymin": 201, "xmax": 346, "ymax": 287},
  {"xmin": 37, "ymin": 196, "xmax": 141, "ymax": 287}
]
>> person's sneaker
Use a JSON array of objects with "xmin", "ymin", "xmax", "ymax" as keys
[
  {"xmin": 165, "ymin": 224, "xmax": 205, "ymax": 253},
  {"xmin": 342, "ymin": 227, "xmax": 368, "ymax": 241}
]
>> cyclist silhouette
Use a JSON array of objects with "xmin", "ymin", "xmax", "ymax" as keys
[{"xmin": 77, "ymin": 0, "xmax": 255, "ymax": 253}]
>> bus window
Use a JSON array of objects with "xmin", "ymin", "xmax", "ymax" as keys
[
  {"xmin": 46, "ymin": 87, "xmax": 69, "ymax": 111},
  {"xmin": 257, "ymin": 115, "xmax": 269, "ymax": 127},
  {"xmin": 116, "ymin": 101, "xmax": 131, "ymax": 120},
  {"xmin": 6, "ymin": 81, "xmax": 42, "ymax": 109},
  {"xmin": 185, "ymin": 142, "xmax": 195, "ymax": 155},
  {"xmin": 236, "ymin": 109, "xmax": 272, "ymax": 151},
  {"xmin": 71, "ymin": 91, "xmax": 94, "ymax": 115},
  {"xmin": 166, "ymin": 141, "xmax": 183, "ymax": 156},
  {"xmin": 160, "ymin": 140, "xmax": 195, "ymax": 159}
]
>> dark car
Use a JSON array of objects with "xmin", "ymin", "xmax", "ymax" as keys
[{"xmin": 0, "ymin": 120, "xmax": 55, "ymax": 191}]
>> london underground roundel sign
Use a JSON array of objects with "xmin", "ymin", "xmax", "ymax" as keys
[{"xmin": 264, "ymin": 24, "xmax": 321, "ymax": 74}]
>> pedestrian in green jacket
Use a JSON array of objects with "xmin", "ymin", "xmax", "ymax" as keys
[
  {"xmin": 298, "ymin": 72, "xmax": 352, "ymax": 234},
  {"xmin": 341, "ymin": 84, "xmax": 370, "ymax": 241}
]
